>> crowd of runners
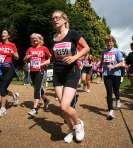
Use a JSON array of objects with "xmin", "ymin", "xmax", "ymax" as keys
[{"xmin": 0, "ymin": 10, "xmax": 132, "ymax": 143}]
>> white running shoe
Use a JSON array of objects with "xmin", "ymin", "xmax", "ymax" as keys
[
  {"xmin": 64, "ymin": 131, "xmax": 74, "ymax": 143},
  {"xmin": 82, "ymin": 85, "xmax": 86, "ymax": 91},
  {"xmin": 74, "ymin": 120, "xmax": 85, "ymax": 142},
  {"xmin": 107, "ymin": 110, "xmax": 115, "ymax": 120},
  {"xmin": 0, "ymin": 107, "xmax": 7, "ymax": 117},
  {"xmin": 13, "ymin": 92, "xmax": 19, "ymax": 106},
  {"xmin": 85, "ymin": 89, "xmax": 90, "ymax": 93},
  {"xmin": 28, "ymin": 109, "xmax": 37, "ymax": 116},
  {"xmin": 116, "ymin": 100, "xmax": 121, "ymax": 108}
]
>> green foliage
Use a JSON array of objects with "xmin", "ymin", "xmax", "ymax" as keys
[
  {"xmin": 120, "ymin": 76, "xmax": 131, "ymax": 90},
  {"xmin": 0, "ymin": 0, "xmax": 68, "ymax": 66},
  {"xmin": 71, "ymin": 0, "xmax": 111, "ymax": 55},
  {"xmin": 0, "ymin": 0, "xmax": 111, "ymax": 66}
]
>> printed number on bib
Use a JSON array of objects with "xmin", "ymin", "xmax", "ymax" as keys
[
  {"xmin": 83, "ymin": 60, "xmax": 90, "ymax": 67},
  {"xmin": 104, "ymin": 53, "xmax": 115, "ymax": 63},
  {"xmin": 0, "ymin": 55, "xmax": 6, "ymax": 63},
  {"xmin": 31, "ymin": 57, "xmax": 41, "ymax": 70},
  {"xmin": 56, "ymin": 48, "xmax": 69, "ymax": 56},
  {"xmin": 53, "ymin": 42, "xmax": 72, "ymax": 59}
]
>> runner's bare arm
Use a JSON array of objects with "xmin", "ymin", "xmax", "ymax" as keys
[
  {"xmin": 41, "ymin": 58, "xmax": 51, "ymax": 67},
  {"xmin": 63, "ymin": 37, "xmax": 90, "ymax": 64},
  {"xmin": 13, "ymin": 52, "xmax": 19, "ymax": 60}
]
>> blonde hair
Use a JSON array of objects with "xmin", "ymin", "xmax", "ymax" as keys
[
  {"xmin": 2, "ymin": 30, "xmax": 9, "ymax": 34},
  {"xmin": 52, "ymin": 10, "xmax": 69, "ymax": 29},
  {"xmin": 30, "ymin": 33, "xmax": 44, "ymax": 45}
]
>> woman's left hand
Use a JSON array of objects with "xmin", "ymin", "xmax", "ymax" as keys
[{"xmin": 63, "ymin": 55, "xmax": 77, "ymax": 64}]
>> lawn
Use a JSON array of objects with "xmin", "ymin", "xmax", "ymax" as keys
[{"xmin": 120, "ymin": 76, "xmax": 131, "ymax": 90}]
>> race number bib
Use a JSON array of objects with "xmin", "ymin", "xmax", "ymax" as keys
[
  {"xmin": 30, "ymin": 57, "xmax": 41, "ymax": 70},
  {"xmin": 103, "ymin": 52, "xmax": 115, "ymax": 63},
  {"xmin": 83, "ymin": 60, "xmax": 90, "ymax": 67},
  {"xmin": 53, "ymin": 42, "xmax": 72, "ymax": 60},
  {"xmin": 0, "ymin": 55, "xmax": 6, "ymax": 63}
]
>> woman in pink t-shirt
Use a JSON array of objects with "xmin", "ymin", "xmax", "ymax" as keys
[
  {"xmin": 0, "ymin": 30, "xmax": 19, "ymax": 117},
  {"xmin": 24, "ymin": 33, "xmax": 51, "ymax": 116}
]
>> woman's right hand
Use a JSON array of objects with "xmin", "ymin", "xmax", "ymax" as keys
[
  {"xmin": 24, "ymin": 55, "xmax": 31, "ymax": 62},
  {"xmin": 26, "ymin": 55, "xmax": 31, "ymax": 59}
]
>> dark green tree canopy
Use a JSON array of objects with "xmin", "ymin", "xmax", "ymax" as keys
[
  {"xmin": 0, "ymin": 0, "xmax": 111, "ymax": 67},
  {"xmin": 71, "ymin": 0, "xmax": 111, "ymax": 55}
]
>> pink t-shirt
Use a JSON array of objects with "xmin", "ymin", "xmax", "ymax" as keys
[
  {"xmin": 0, "ymin": 41, "xmax": 17, "ymax": 64},
  {"xmin": 26, "ymin": 46, "xmax": 51, "ymax": 71}
]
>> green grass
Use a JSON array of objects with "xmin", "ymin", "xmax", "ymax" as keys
[
  {"xmin": 120, "ymin": 76, "xmax": 131, "ymax": 90},
  {"xmin": 11, "ymin": 79, "xmax": 54, "ymax": 88},
  {"xmin": 12, "ymin": 76, "xmax": 130, "ymax": 91},
  {"xmin": 11, "ymin": 80, "xmax": 24, "ymax": 85}
]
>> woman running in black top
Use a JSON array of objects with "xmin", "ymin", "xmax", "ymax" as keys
[{"xmin": 51, "ymin": 10, "xmax": 90, "ymax": 143}]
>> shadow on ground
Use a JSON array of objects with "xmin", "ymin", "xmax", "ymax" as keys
[
  {"xmin": 80, "ymin": 104, "xmax": 107, "ymax": 117},
  {"xmin": 120, "ymin": 88, "xmax": 133, "ymax": 99},
  {"xmin": 120, "ymin": 99, "xmax": 133, "ymax": 110},
  {"xmin": 45, "ymin": 91, "xmax": 56, "ymax": 98},
  {"xmin": 20, "ymin": 101, "xmax": 66, "ymax": 141},
  {"xmin": 48, "ymin": 104, "xmax": 63, "ymax": 118},
  {"xmin": 29, "ymin": 117, "xmax": 65, "ymax": 141},
  {"xmin": 120, "ymin": 88, "xmax": 133, "ymax": 110},
  {"xmin": 6, "ymin": 102, "xmax": 14, "ymax": 109},
  {"xmin": 20, "ymin": 101, "xmax": 33, "ymax": 109}
]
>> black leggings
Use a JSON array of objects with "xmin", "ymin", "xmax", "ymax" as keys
[
  {"xmin": 0, "ymin": 66, "xmax": 14, "ymax": 96},
  {"xmin": 104, "ymin": 75, "xmax": 121, "ymax": 111},
  {"xmin": 30, "ymin": 71, "xmax": 43, "ymax": 99}
]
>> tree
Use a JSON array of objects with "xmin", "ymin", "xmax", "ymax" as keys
[
  {"xmin": 70, "ymin": 0, "xmax": 111, "ymax": 55},
  {"xmin": 0, "ymin": 0, "xmax": 68, "ymax": 66},
  {"xmin": 0, "ymin": 0, "xmax": 111, "ymax": 67}
]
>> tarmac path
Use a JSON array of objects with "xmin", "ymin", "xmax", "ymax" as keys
[{"xmin": 0, "ymin": 83, "xmax": 132, "ymax": 148}]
